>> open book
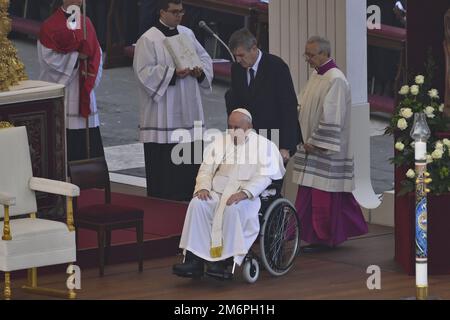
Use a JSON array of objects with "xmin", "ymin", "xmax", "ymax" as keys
[{"xmin": 163, "ymin": 33, "xmax": 203, "ymax": 70}]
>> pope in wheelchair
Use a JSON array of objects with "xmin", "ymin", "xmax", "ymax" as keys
[{"xmin": 173, "ymin": 109, "xmax": 299, "ymax": 282}]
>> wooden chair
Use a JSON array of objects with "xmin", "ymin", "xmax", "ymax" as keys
[{"xmin": 68, "ymin": 157, "xmax": 144, "ymax": 277}]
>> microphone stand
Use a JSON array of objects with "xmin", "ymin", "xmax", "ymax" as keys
[
  {"xmin": 211, "ymin": 33, "xmax": 235, "ymax": 63},
  {"xmin": 82, "ymin": 0, "xmax": 90, "ymax": 159},
  {"xmin": 200, "ymin": 22, "xmax": 235, "ymax": 63}
]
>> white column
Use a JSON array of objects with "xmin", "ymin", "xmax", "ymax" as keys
[{"xmin": 270, "ymin": 0, "xmax": 381, "ymax": 209}]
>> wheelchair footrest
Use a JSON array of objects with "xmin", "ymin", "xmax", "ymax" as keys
[{"xmin": 205, "ymin": 270, "xmax": 234, "ymax": 281}]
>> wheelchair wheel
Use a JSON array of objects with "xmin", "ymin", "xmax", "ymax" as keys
[
  {"xmin": 242, "ymin": 257, "xmax": 260, "ymax": 284},
  {"xmin": 259, "ymin": 198, "xmax": 300, "ymax": 277}
]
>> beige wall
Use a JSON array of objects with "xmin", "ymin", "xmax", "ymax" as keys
[{"xmin": 269, "ymin": 0, "xmax": 347, "ymax": 94}]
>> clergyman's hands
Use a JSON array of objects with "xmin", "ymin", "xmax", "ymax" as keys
[
  {"xmin": 190, "ymin": 66, "xmax": 203, "ymax": 78},
  {"xmin": 196, "ymin": 189, "xmax": 212, "ymax": 201},
  {"xmin": 226, "ymin": 192, "xmax": 248, "ymax": 206},
  {"xmin": 176, "ymin": 68, "xmax": 191, "ymax": 79},
  {"xmin": 304, "ymin": 143, "xmax": 326, "ymax": 154},
  {"xmin": 280, "ymin": 149, "xmax": 290, "ymax": 163},
  {"xmin": 303, "ymin": 143, "xmax": 316, "ymax": 154}
]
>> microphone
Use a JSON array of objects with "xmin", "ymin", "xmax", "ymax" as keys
[
  {"xmin": 199, "ymin": 21, "xmax": 216, "ymax": 37},
  {"xmin": 198, "ymin": 21, "xmax": 236, "ymax": 63}
]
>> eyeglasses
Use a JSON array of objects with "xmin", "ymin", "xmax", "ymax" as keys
[
  {"xmin": 303, "ymin": 51, "xmax": 322, "ymax": 60},
  {"xmin": 165, "ymin": 9, "xmax": 186, "ymax": 17}
]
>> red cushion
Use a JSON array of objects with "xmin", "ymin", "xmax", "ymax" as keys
[
  {"xmin": 11, "ymin": 16, "xmax": 42, "ymax": 38},
  {"xmin": 255, "ymin": 2, "xmax": 268, "ymax": 11},
  {"xmin": 368, "ymin": 94, "xmax": 395, "ymax": 114},
  {"xmin": 368, "ymin": 24, "xmax": 406, "ymax": 42},
  {"xmin": 213, "ymin": 62, "xmax": 232, "ymax": 78},
  {"xmin": 226, "ymin": 0, "xmax": 260, "ymax": 6},
  {"xmin": 76, "ymin": 204, "xmax": 144, "ymax": 224}
]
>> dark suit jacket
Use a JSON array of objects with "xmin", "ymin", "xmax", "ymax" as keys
[{"xmin": 226, "ymin": 52, "xmax": 302, "ymax": 155}]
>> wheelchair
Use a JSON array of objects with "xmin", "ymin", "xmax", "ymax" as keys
[{"xmin": 218, "ymin": 182, "xmax": 301, "ymax": 283}]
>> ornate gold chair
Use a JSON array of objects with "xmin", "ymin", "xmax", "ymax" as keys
[{"xmin": 0, "ymin": 124, "xmax": 80, "ymax": 299}]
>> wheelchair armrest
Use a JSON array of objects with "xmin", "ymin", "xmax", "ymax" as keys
[
  {"xmin": 267, "ymin": 179, "xmax": 283, "ymax": 194},
  {"xmin": 29, "ymin": 177, "xmax": 80, "ymax": 197},
  {"xmin": 0, "ymin": 192, "xmax": 16, "ymax": 206}
]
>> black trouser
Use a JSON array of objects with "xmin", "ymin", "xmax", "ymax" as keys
[
  {"xmin": 67, "ymin": 127, "xmax": 105, "ymax": 162},
  {"xmin": 144, "ymin": 142, "xmax": 201, "ymax": 201}
]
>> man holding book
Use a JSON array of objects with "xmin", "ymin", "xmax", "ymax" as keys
[{"xmin": 133, "ymin": 0, "xmax": 213, "ymax": 201}]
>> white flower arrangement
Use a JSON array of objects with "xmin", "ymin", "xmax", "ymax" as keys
[
  {"xmin": 395, "ymin": 142, "xmax": 405, "ymax": 151},
  {"xmin": 406, "ymin": 169, "xmax": 416, "ymax": 179},
  {"xmin": 431, "ymin": 149, "xmax": 444, "ymax": 160},
  {"xmin": 443, "ymin": 139, "xmax": 450, "ymax": 147},
  {"xmin": 399, "ymin": 85, "xmax": 410, "ymax": 95},
  {"xmin": 428, "ymin": 89, "xmax": 439, "ymax": 99},
  {"xmin": 386, "ymin": 73, "xmax": 450, "ymax": 195},
  {"xmin": 424, "ymin": 106, "xmax": 436, "ymax": 118},
  {"xmin": 415, "ymin": 75, "xmax": 425, "ymax": 85},
  {"xmin": 410, "ymin": 85, "xmax": 420, "ymax": 96},
  {"xmin": 400, "ymin": 108, "xmax": 413, "ymax": 119},
  {"xmin": 397, "ymin": 118, "xmax": 408, "ymax": 130}
]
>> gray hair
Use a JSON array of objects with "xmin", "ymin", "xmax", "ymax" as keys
[
  {"xmin": 306, "ymin": 36, "xmax": 331, "ymax": 57},
  {"xmin": 229, "ymin": 28, "xmax": 257, "ymax": 51}
]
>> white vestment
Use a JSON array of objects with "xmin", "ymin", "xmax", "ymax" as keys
[
  {"xmin": 179, "ymin": 131, "xmax": 285, "ymax": 265},
  {"xmin": 133, "ymin": 25, "xmax": 213, "ymax": 144},
  {"xmin": 293, "ymin": 68, "xmax": 355, "ymax": 192},
  {"xmin": 37, "ymin": 41, "xmax": 103, "ymax": 130}
]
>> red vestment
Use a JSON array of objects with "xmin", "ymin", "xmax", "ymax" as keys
[{"xmin": 39, "ymin": 8, "xmax": 101, "ymax": 119}]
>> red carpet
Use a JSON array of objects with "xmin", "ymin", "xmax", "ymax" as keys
[
  {"xmin": 10, "ymin": 191, "xmax": 189, "ymax": 278},
  {"xmin": 74, "ymin": 189, "xmax": 189, "ymax": 269}
]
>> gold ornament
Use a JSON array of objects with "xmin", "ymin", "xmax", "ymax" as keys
[
  {"xmin": 0, "ymin": 121, "xmax": 14, "ymax": 129},
  {"xmin": 0, "ymin": 0, "xmax": 28, "ymax": 92}
]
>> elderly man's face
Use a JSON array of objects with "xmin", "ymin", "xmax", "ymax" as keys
[
  {"xmin": 304, "ymin": 42, "xmax": 329, "ymax": 69},
  {"xmin": 228, "ymin": 112, "xmax": 252, "ymax": 145},
  {"xmin": 233, "ymin": 45, "xmax": 259, "ymax": 69}
]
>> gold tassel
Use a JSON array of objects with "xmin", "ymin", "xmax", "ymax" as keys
[{"xmin": 210, "ymin": 246, "xmax": 223, "ymax": 258}]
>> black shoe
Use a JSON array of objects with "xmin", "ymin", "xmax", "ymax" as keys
[
  {"xmin": 205, "ymin": 261, "xmax": 233, "ymax": 280},
  {"xmin": 301, "ymin": 244, "xmax": 334, "ymax": 254},
  {"xmin": 172, "ymin": 253, "xmax": 204, "ymax": 278}
]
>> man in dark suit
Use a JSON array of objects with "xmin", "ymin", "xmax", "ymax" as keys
[{"xmin": 226, "ymin": 28, "xmax": 301, "ymax": 163}]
